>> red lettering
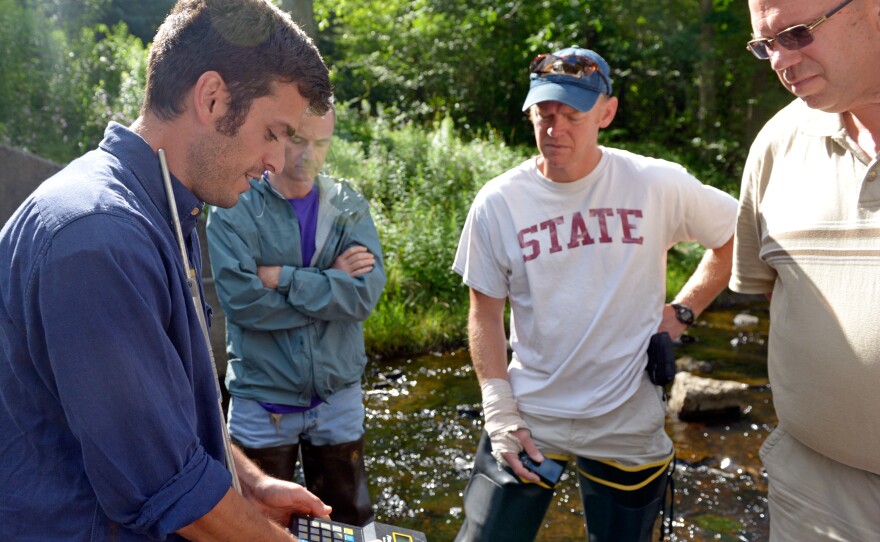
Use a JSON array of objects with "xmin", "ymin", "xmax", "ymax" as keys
[
  {"xmin": 518, "ymin": 208, "xmax": 645, "ymax": 262},
  {"xmin": 518, "ymin": 225, "xmax": 540, "ymax": 262},
  {"xmin": 617, "ymin": 208, "xmax": 644, "ymax": 244},
  {"xmin": 540, "ymin": 217, "xmax": 565, "ymax": 254},
  {"xmin": 567, "ymin": 211, "xmax": 595, "ymax": 248},
  {"xmin": 589, "ymin": 208, "xmax": 614, "ymax": 243}
]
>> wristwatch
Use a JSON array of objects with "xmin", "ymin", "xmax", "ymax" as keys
[{"xmin": 670, "ymin": 303, "xmax": 695, "ymax": 326}]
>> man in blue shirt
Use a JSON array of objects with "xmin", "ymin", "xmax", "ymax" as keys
[
  {"xmin": 0, "ymin": 0, "xmax": 333, "ymax": 540},
  {"xmin": 207, "ymin": 108, "xmax": 386, "ymax": 526}
]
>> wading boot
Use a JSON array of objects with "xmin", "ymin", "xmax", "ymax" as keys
[
  {"xmin": 301, "ymin": 437, "xmax": 374, "ymax": 526},
  {"xmin": 236, "ymin": 441, "xmax": 299, "ymax": 482},
  {"xmin": 576, "ymin": 454, "xmax": 672, "ymax": 542},
  {"xmin": 454, "ymin": 432, "xmax": 562, "ymax": 542}
]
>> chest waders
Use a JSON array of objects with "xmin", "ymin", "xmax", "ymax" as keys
[
  {"xmin": 576, "ymin": 453, "xmax": 674, "ymax": 541},
  {"xmin": 454, "ymin": 432, "xmax": 673, "ymax": 542},
  {"xmin": 234, "ymin": 436, "xmax": 374, "ymax": 527}
]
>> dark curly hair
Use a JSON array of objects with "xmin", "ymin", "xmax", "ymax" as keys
[{"xmin": 142, "ymin": 0, "xmax": 332, "ymax": 135}]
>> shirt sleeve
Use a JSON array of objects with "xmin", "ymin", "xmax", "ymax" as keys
[
  {"xmin": 36, "ymin": 214, "xmax": 231, "ymax": 538},
  {"xmin": 452, "ymin": 187, "xmax": 511, "ymax": 300},
  {"xmin": 730, "ymin": 140, "xmax": 778, "ymax": 294},
  {"xmin": 671, "ymin": 168, "xmax": 738, "ymax": 250}
]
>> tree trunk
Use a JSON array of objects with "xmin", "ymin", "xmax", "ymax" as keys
[{"xmin": 280, "ymin": 0, "xmax": 316, "ymax": 40}]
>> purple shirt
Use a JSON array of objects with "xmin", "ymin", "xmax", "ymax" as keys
[
  {"xmin": 288, "ymin": 184, "xmax": 319, "ymax": 266},
  {"xmin": 259, "ymin": 182, "xmax": 322, "ymax": 414}
]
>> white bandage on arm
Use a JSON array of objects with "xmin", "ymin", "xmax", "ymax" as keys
[{"xmin": 481, "ymin": 378, "xmax": 529, "ymax": 462}]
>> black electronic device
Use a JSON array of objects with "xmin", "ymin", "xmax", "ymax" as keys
[
  {"xmin": 518, "ymin": 451, "xmax": 564, "ymax": 487},
  {"xmin": 646, "ymin": 331, "xmax": 677, "ymax": 386},
  {"xmin": 290, "ymin": 516, "xmax": 428, "ymax": 542}
]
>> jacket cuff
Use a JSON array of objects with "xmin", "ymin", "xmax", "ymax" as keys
[{"xmin": 276, "ymin": 266, "xmax": 295, "ymax": 294}]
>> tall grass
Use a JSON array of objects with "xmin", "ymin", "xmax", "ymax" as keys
[
  {"xmin": 325, "ymin": 107, "xmax": 530, "ymax": 356},
  {"xmin": 326, "ymin": 107, "xmax": 730, "ymax": 357}
]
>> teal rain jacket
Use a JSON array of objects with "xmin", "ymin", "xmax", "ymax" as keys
[{"xmin": 206, "ymin": 174, "xmax": 386, "ymax": 406}]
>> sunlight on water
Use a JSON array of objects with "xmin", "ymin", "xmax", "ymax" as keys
[{"xmin": 362, "ymin": 299, "xmax": 772, "ymax": 541}]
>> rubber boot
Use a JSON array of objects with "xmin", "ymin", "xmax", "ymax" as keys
[
  {"xmin": 301, "ymin": 437, "xmax": 374, "ymax": 526},
  {"xmin": 454, "ymin": 432, "xmax": 561, "ymax": 542},
  {"xmin": 575, "ymin": 455, "xmax": 671, "ymax": 542},
  {"xmin": 235, "ymin": 441, "xmax": 299, "ymax": 482}
]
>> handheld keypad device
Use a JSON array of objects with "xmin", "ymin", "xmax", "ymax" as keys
[
  {"xmin": 290, "ymin": 516, "xmax": 428, "ymax": 542},
  {"xmin": 291, "ymin": 517, "xmax": 361, "ymax": 541}
]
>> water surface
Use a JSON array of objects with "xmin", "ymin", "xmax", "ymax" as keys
[{"xmin": 361, "ymin": 300, "xmax": 772, "ymax": 541}]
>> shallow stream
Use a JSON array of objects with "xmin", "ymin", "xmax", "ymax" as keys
[{"xmin": 360, "ymin": 298, "xmax": 772, "ymax": 541}]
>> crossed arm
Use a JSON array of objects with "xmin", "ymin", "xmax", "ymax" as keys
[
  {"xmin": 256, "ymin": 245, "xmax": 376, "ymax": 288},
  {"xmin": 207, "ymin": 202, "xmax": 385, "ymax": 329}
]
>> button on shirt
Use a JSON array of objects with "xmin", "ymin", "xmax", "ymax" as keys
[{"xmin": 0, "ymin": 122, "xmax": 231, "ymax": 540}]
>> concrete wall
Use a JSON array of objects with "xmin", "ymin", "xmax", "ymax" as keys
[
  {"xmin": 0, "ymin": 145, "xmax": 63, "ymax": 224},
  {"xmin": 196, "ymin": 215, "xmax": 229, "ymax": 380},
  {"xmin": 0, "ymin": 144, "xmax": 228, "ymax": 379}
]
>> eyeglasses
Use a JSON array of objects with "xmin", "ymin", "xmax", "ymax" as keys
[
  {"xmin": 746, "ymin": 0, "xmax": 855, "ymax": 59},
  {"xmin": 529, "ymin": 53, "xmax": 612, "ymax": 94}
]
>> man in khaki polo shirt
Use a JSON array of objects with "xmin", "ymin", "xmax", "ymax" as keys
[{"xmin": 733, "ymin": 0, "xmax": 880, "ymax": 539}]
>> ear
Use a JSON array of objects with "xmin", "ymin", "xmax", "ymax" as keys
[
  {"xmin": 874, "ymin": 0, "xmax": 880, "ymax": 31},
  {"xmin": 191, "ymin": 71, "xmax": 230, "ymax": 127},
  {"xmin": 598, "ymin": 96, "xmax": 618, "ymax": 129}
]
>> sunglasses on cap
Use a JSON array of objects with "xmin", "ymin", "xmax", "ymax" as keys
[
  {"xmin": 746, "ymin": 0, "xmax": 855, "ymax": 60},
  {"xmin": 529, "ymin": 53, "xmax": 612, "ymax": 94}
]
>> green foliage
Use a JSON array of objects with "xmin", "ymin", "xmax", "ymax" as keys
[
  {"xmin": 0, "ymin": 0, "xmax": 777, "ymax": 356},
  {"xmin": 99, "ymin": 0, "xmax": 176, "ymax": 42},
  {"xmin": 314, "ymin": 0, "xmax": 793, "ymax": 193},
  {"xmin": 25, "ymin": 0, "xmax": 109, "ymax": 34},
  {"xmin": 666, "ymin": 242, "xmax": 705, "ymax": 301},
  {"xmin": 0, "ymin": 3, "xmax": 146, "ymax": 163},
  {"xmin": 0, "ymin": 0, "xmax": 59, "ymax": 152},
  {"xmin": 325, "ymin": 108, "xmax": 530, "ymax": 353},
  {"xmin": 693, "ymin": 513, "xmax": 744, "ymax": 536},
  {"xmin": 55, "ymin": 23, "xmax": 147, "ymax": 160},
  {"xmin": 315, "ymin": 0, "xmax": 557, "ymax": 142},
  {"xmin": 26, "ymin": 0, "xmax": 173, "ymax": 42}
]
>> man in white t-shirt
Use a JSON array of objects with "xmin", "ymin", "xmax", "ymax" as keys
[{"xmin": 452, "ymin": 46, "xmax": 738, "ymax": 542}]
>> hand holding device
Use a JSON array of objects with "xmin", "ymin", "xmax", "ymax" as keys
[
  {"xmin": 517, "ymin": 451, "xmax": 563, "ymax": 487},
  {"xmin": 646, "ymin": 331, "xmax": 676, "ymax": 386}
]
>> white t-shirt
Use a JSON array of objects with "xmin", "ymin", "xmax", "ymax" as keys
[{"xmin": 453, "ymin": 148, "xmax": 737, "ymax": 418}]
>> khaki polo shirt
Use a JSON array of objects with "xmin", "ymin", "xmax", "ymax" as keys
[{"xmin": 731, "ymin": 99, "xmax": 880, "ymax": 474}]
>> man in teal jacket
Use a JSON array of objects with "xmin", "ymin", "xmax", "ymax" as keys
[{"xmin": 206, "ymin": 107, "xmax": 385, "ymax": 526}]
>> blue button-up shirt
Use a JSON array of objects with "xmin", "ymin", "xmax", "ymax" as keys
[{"xmin": 0, "ymin": 123, "xmax": 231, "ymax": 540}]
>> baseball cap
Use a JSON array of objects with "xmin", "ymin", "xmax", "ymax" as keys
[{"xmin": 521, "ymin": 46, "xmax": 613, "ymax": 113}]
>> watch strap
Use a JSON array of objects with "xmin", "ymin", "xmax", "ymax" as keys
[{"xmin": 671, "ymin": 303, "xmax": 695, "ymax": 326}]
